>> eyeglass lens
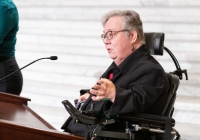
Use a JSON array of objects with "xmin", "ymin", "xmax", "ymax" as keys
[{"xmin": 101, "ymin": 31, "xmax": 113, "ymax": 40}]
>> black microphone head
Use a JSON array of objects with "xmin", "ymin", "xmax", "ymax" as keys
[{"xmin": 50, "ymin": 56, "xmax": 58, "ymax": 60}]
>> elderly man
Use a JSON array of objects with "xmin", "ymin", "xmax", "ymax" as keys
[{"xmin": 62, "ymin": 10, "xmax": 170, "ymax": 140}]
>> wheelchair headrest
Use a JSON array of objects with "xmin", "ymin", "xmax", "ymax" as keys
[{"xmin": 144, "ymin": 32, "xmax": 165, "ymax": 55}]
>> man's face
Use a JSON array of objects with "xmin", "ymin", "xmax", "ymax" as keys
[{"xmin": 102, "ymin": 16, "xmax": 133, "ymax": 65}]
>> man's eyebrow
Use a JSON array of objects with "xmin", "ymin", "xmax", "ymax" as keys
[{"xmin": 103, "ymin": 29, "xmax": 115, "ymax": 33}]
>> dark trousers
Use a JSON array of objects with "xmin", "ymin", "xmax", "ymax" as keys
[{"xmin": 0, "ymin": 57, "xmax": 23, "ymax": 95}]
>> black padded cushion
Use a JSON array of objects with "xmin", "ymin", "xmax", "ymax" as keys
[
  {"xmin": 121, "ymin": 113, "xmax": 175, "ymax": 127},
  {"xmin": 144, "ymin": 32, "xmax": 165, "ymax": 55}
]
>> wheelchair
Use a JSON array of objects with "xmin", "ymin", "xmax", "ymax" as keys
[{"xmin": 61, "ymin": 32, "xmax": 188, "ymax": 140}]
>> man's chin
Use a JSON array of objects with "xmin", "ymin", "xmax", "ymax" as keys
[{"xmin": 109, "ymin": 56, "xmax": 117, "ymax": 60}]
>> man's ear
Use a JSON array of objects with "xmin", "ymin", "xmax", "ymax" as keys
[{"xmin": 130, "ymin": 30, "xmax": 137, "ymax": 43}]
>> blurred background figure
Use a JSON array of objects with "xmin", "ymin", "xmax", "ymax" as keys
[{"xmin": 0, "ymin": 0, "xmax": 23, "ymax": 95}]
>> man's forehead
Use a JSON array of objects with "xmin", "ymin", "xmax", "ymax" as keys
[{"xmin": 103, "ymin": 17, "xmax": 123, "ymax": 32}]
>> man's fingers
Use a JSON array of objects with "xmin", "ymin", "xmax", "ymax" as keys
[
  {"xmin": 78, "ymin": 93, "xmax": 90, "ymax": 102},
  {"xmin": 93, "ymin": 84, "xmax": 101, "ymax": 90},
  {"xmin": 92, "ymin": 95, "xmax": 102, "ymax": 101},
  {"xmin": 97, "ymin": 78, "xmax": 106, "ymax": 84},
  {"xmin": 90, "ymin": 88, "xmax": 97, "ymax": 95}
]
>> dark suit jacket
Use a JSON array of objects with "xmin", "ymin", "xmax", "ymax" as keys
[
  {"xmin": 62, "ymin": 45, "xmax": 170, "ymax": 139},
  {"xmin": 82, "ymin": 44, "xmax": 170, "ymax": 118},
  {"xmin": 102, "ymin": 45, "xmax": 170, "ymax": 117}
]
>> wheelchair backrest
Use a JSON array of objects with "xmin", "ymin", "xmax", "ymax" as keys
[
  {"xmin": 162, "ymin": 73, "xmax": 180, "ymax": 117},
  {"xmin": 144, "ymin": 32, "xmax": 180, "ymax": 117}
]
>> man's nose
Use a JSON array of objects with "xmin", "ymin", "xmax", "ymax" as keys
[{"xmin": 103, "ymin": 38, "xmax": 110, "ymax": 44}]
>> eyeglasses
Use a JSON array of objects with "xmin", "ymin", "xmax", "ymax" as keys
[{"xmin": 101, "ymin": 29, "xmax": 130, "ymax": 41}]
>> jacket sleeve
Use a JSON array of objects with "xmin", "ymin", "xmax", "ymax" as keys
[
  {"xmin": 103, "ymin": 66, "xmax": 166, "ymax": 118},
  {"xmin": 0, "ymin": 3, "xmax": 18, "ymax": 44}
]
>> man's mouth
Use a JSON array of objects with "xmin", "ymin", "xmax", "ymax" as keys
[{"xmin": 107, "ymin": 48, "xmax": 111, "ymax": 53}]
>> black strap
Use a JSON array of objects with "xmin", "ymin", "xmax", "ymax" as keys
[
  {"xmin": 91, "ymin": 123, "xmax": 104, "ymax": 138},
  {"xmin": 98, "ymin": 131, "xmax": 135, "ymax": 139},
  {"xmin": 164, "ymin": 117, "xmax": 172, "ymax": 140}
]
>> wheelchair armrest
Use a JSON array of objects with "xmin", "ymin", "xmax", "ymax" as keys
[
  {"xmin": 121, "ymin": 113, "xmax": 175, "ymax": 127},
  {"xmin": 92, "ymin": 113, "xmax": 177, "ymax": 140},
  {"xmin": 62, "ymin": 100, "xmax": 99, "ymax": 125}
]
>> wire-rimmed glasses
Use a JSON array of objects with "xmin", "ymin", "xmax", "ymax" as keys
[{"xmin": 101, "ymin": 29, "xmax": 130, "ymax": 41}]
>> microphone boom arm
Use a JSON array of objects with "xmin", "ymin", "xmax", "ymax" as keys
[{"xmin": 0, "ymin": 56, "xmax": 57, "ymax": 81}]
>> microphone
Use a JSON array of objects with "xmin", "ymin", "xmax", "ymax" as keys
[
  {"xmin": 0, "ymin": 56, "xmax": 58, "ymax": 81},
  {"xmin": 49, "ymin": 56, "xmax": 58, "ymax": 60}
]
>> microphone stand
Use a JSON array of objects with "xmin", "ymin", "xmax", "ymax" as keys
[{"xmin": 0, "ymin": 56, "xmax": 58, "ymax": 81}]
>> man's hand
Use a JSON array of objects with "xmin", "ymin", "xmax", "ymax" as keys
[
  {"xmin": 90, "ymin": 78, "xmax": 116, "ymax": 102},
  {"xmin": 78, "ymin": 93, "xmax": 90, "ymax": 102}
]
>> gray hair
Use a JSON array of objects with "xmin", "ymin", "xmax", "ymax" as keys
[{"xmin": 101, "ymin": 10, "xmax": 145, "ymax": 44}]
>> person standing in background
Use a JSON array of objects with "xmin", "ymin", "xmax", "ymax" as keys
[{"xmin": 0, "ymin": 0, "xmax": 23, "ymax": 95}]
